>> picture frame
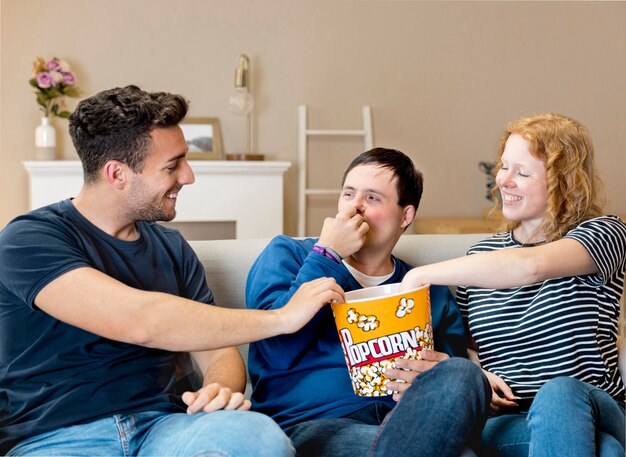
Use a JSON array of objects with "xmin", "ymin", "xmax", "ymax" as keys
[{"xmin": 180, "ymin": 117, "xmax": 224, "ymax": 160}]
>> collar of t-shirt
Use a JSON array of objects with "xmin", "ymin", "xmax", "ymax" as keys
[{"xmin": 342, "ymin": 257, "xmax": 396, "ymax": 287}]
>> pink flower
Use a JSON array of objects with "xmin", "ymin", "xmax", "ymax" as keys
[
  {"xmin": 36, "ymin": 72, "xmax": 53, "ymax": 89},
  {"xmin": 45, "ymin": 58, "xmax": 61, "ymax": 71},
  {"xmin": 63, "ymin": 72, "xmax": 76, "ymax": 85}
]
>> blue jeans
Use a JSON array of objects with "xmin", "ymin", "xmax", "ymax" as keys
[
  {"xmin": 481, "ymin": 377, "xmax": 625, "ymax": 457},
  {"xmin": 7, "ymin": 409, "xmax": 295, "ymax": 456},
  {"xmin": 287, "ymin": 357, "xmax": 491, "ymax": 457}
]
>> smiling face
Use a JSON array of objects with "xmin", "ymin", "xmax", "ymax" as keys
[
  {"xmin": 496, "ymin": 133, "xmax": 548, "ymax": 238},
  {"xmin": 338, "ymin": 164, "xmax": 413, "ymax": 253},
  {"xmin": 125, "ymin": 125, "xmax": 194, "ymax": 222}
]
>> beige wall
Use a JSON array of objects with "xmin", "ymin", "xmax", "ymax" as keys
[{"xmin": 1, "ymin": 0, "xmax": 625, "ymax": 236}]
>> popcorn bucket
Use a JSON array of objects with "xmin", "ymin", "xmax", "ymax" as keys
[{"xmin": 331, "ymin": 283, "xmax": 432, "ymax": 397}]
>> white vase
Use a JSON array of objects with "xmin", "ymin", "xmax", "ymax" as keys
[{"xmin": 35, "ymin": 116, "xmax": 57, "ymax": 160}]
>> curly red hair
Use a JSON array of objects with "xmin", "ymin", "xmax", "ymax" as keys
[{"xmin": 491, "ymin": 113, "xmax": 604, "ymax": 242}]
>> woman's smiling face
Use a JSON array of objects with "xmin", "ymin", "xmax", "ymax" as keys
[{"xmin": 496, "ymin": 133, "xmax": 549, "ymax": 231}]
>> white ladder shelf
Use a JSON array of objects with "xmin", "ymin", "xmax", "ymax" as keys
[{"xmin": 297, "ymin": 105, "xmax": 374, "ymax": 237}]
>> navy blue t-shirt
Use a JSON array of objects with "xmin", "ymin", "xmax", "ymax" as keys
[{"xmin": 0, "ymin": 200, "xmax": 213, "ymax": 454}]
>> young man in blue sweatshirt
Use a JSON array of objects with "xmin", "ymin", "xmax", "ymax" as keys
[{"xmin": 246, "ymin": 148, "xmax": 491, "ymax": 457}]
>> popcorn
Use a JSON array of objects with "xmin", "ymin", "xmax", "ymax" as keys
[
  {"xmin": 356, "ymin": 314, "xmax": 379, "ymax": 332},
  {"xmin": 395, "ymin": 297, "xmax": 415, "ymax": 318},
  {"xmin": 345, "ymin": 308, "xmax": 380, "ymax": 332}
]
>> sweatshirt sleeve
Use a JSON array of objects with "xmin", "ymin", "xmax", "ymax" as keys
[{"xmin": 245, "ymin": 236, "xmax": 354, "ymax": 370}]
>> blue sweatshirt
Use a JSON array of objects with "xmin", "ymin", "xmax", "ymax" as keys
[{"xmin": 246, "ymin": 236, "xmax": 467, "ymax": 430}]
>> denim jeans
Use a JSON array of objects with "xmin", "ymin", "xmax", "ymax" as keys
[
  {"xmin": 7, "ymin": 409, "xmax": 295, "ymax": 457},
  {"xmin": 287, "ymin": 357, "xmax": 491, "ymax": 457},
  {"xmin": 481, "ymin": 377, "xmax": 625, "ymax": 457}
]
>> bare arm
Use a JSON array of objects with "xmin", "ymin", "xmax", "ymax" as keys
[
  {"xmin": 401, "ymin": 237, "xmax": 597, "ymax": 290},
  {"xmin": 35, "ymin": 267, "xmax": 344, "ymax": 352}
]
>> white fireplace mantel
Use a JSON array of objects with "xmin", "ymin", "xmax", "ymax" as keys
[{"xmin": 24, "ymin": 160, "xmax": 291, "ymax": 239}]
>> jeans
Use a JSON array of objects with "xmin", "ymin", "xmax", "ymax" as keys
[
  {"xmin": 7, "ymin": 409, "xmax": 295, "ymax": 457},
  {"xmin": 287, "ymin": 357, "xmax": 491, "ymax": 457},
  {"xmin": 481, "ymin": 377, "xmax": 625, "ymax": 457}
]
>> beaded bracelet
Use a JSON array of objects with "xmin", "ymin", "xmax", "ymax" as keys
[{"xmin": 312, "ymin": 243, "xmax": 342, "ymax": 264}]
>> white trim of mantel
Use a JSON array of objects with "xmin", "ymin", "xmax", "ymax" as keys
[{"xmin": 23, "ymin": 160, "xmax": 291, "ymax": 239}]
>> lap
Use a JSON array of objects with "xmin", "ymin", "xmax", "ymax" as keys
[
  {"xmin": 287, "ymin": 403, "xmax": 391, "ymax": 457},
  {"xmin": 288, "ymin": 417, "xmax": 380, "ymax": 457},
  {"xmin": 8, "ymin": 410, "xmax": 294, "ymax": 457}
]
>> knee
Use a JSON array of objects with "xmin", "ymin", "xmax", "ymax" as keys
[
  {"xmin": 435, "ymin": 357, "xmax": 491, "ymax": 406},
  {"xmin": 208, "ymin": 411, "xmax": 294, "ymax": 456},
  {"xmin": 533, "ymin": 376, "xmax": 582, "ymax": 405},
  {"xmin": 441, "ymin": 357, "xmax": 489, "ymax": 390},
  {"xmin": 529, "ymin": 377, "xmax": 593, "ymax": 424},
  {"xmin": 236, "ymin": 412, "xmax": 294, "ymax": 453}
]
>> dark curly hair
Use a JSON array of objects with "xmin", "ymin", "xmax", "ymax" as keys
[
  {"xmin": 69, "ymin": 85, "xmax": 188, "ymax": 183},
  {"xmin": 341, "ymin": 147, "xmax": 424, "ymax": 211}
]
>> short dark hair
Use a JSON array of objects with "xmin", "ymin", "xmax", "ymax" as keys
[
  {"xmin": 341, "ymin": 147, "xmax": 424, "ymax": 210},
  {"xmin": 69, "ymin": 85, "xmax": 188, "ymax": 182}
]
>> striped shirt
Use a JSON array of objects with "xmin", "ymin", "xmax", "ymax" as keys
[{"xmin": 457, "ymin": 215, "xmax": 625, "ymax": 402}]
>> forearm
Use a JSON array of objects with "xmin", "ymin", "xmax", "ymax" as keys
[
  {"xmin": 35, "ymin": 267, "xmax": 292, "ymax": 352},
  {"xmin": 192, "ymin": 347, "xmax": 247, "ymax": 392},
  {"xmin": 403, "ymin": 238, "xmax": 597, "ymax": 290},
  {"xmin": 128, "ymin": 292, "xmax": 289, "ymax": 351},
  {"xmin": 403, "ymin": 252, "xmax": 536, "ymax": 289}
]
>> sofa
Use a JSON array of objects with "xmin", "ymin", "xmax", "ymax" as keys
[{"xmin": 187, "ymin": 233, "xmax": 626, "ymax": 395}]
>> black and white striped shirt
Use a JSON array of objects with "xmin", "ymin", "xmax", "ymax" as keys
[{"xmin": 457, "ymin": 215, "xmax": 625, "ymax": 402}]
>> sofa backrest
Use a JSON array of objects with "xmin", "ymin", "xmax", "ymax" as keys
[
  {"xmin": 188, "ymin": 233, "xmax": 487, "ymax": 313},
  {"xmin": 187, "ymin": 233, "xmax": 625, "ymax": 393}
]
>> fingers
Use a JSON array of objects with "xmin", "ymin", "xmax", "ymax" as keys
[
  {"xmin": 481, "ymin": 369, "xmax": 519, "ymax": 413},
  {"xmin": 384, "ymin": 351, "xmax": 450, "ymax": 401},
  {"xmin": 183, "ymin": 384, "xmax": 250, "ymax": 414},
  {"xmin": 418, "ymin": 350, "xmax": 449, "ymax": 362},
  {"xmin": 335, "ymin": 205, "xmax": 358, "ymax": 219},
  {"xmin": 389, "ymin": 379, "xmax": 411, "ymax": 402},
  {"xmin": 297, "ymin": 277, "xmax": 345, "ymax": 304},
  {"xmin": 280, "ymin": 277, "xmax": 346, "ymax": 334},
  {"xmin": 490, "ymin": 393, "xmax": 518, "ymax": 413},
  {"xmin": 484, "ymin": 369, "xmax": 517, "ymax": 401},
  {"xmin": 224, "ymin": 391, "xmax": 251, "ymax": 411},
  {"xmin": 391, "ymin": 350, "xmax": 447, "ymax": 374},
  {"xmin": 318, "ymin": 208, "xmax": 369, "ymax": 258}
]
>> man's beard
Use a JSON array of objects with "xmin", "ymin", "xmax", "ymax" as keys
[
  {"xmin": 132, "ymin": 203, "xmax": 175, "ymax": 222},
  {"xmin": 127, "ymin": 177, "xmax": 177, "ymax": 222}
]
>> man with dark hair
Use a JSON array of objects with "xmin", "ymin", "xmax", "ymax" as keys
[
  {"xmin": 246, "ymin": 148, "xmax": 491, "ymax": 456},
  {"xmin": 0, "ymin": 85, "xmax": 343, "ymax": 456}
]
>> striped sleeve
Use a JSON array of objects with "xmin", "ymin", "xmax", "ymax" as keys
[{"xmin": 565, "ymin": 216, "xmax": 626, "ymax": 287}]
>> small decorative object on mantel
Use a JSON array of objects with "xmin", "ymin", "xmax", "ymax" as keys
[
  {"xmin": 180, "ymin": 117, "xmax": 224, "ymax": 160},
  {"xmin": 30, "ymin": 56, "xmax": 81, "ymax": 160}
]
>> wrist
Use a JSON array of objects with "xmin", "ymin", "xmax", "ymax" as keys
[
  {"xmin": 271, "ymin": 307, "xmax": 298, "ymax": 336},
  {"xmin": 312, "ymin": 243, "xmax": 342, "ymax": 264}
]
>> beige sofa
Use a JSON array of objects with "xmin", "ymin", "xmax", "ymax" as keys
[{"xmin": 187, "ymin": 233, "xmax": 625, "ymax": 394}]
